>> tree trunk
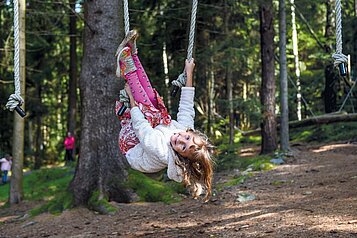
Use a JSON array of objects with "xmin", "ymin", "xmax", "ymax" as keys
[
  {"xmin": 69, "ymin": 0, "xmax": 132, "ymax": 207},
  {"xmin": 290, "ymin": 0, "xmax": 302, "ymax": 120},
  {"xmin": 259, "ymin": 0, "xmax": 277, "ymax": 154},
  {"xmin": 207, "ymin": 54, "xmax": 215, "ymax": 136},
  {"xmin": 279, "ymin": 0, "xmax": 289, "ymax": 151},
  {"xmin": 224, "ymin": 1, "xmax": 234, "ymax": 144},
  {"xmin": 68, "ymin": 0, "xmax": 78, "ymax": 137},
  {"xmin": 324, "ymin": 0, "xmax": 339, "ymax": 113},
  {"xmin": 10, "ymin": 0, "xmax": 26, "ymax": 204}
]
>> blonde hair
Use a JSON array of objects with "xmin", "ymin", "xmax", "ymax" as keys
[{"xmin": 175, "ymin": 129, "xmax": 214, "ymax": 202}]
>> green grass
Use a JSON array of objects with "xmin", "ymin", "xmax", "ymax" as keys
[
  {"xmin": 290, "ymin": 122, "xmax": 357, "ymax": 143},
  {"xmin": 0, "ymin": 166, "xmax": 74, "ymax": 204},
  {"xmin": 0, "ymin": 165, "xmax": 185, "ymax": 215}
]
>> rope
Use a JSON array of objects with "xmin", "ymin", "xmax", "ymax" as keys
[
  {"xmin": 332, "ymin": 0, "xmax": 348, "ymax": 67},
  {"xmin": 171, "ymin": 0, "xmax": 198, "ymax": 89},
  {"xmin": 123, "ymin": 0, "xmax": 130, "ymax": 35},
  {"xmin": 6, "ymin": 0, "xmax": 24, "ymax": 112},
  {"xmin": 119, "ymin": 89, "xmax": 130, "ymax": 108}
]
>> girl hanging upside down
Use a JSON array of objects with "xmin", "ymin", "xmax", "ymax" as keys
[{"xmin": 115, "ymin": 30, "xmax": 214, "ymax": 201}]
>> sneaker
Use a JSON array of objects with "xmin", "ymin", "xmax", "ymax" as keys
[
  {"xmin": 116, "ymin": 46, "xmax": 137, "ymax": 78},
  {"xmin": 115, "ymin": 30, "xmax": 138, "ymax": 57}
]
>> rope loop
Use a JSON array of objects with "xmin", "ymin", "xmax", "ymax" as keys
[
  {"xmin": 172, "ymin": 73, "xmax": 187, "ymax": 88},
  {"xmin": 6, "ymin": 93, "xmax": 24, "ymax": 111},
  {"xmin": 332, "ymin": 53, "xmax": 348, "ymax": 67},
  {"xmin": 332, "ymin": 0, "xmax": 347, "ymax": 67},
  {"xmin": 119, "ymin": 89, "xmax": 130, "ymax": 108}
]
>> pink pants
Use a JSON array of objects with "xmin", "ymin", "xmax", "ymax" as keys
[{"xmin": 117, "ymin": 51, "xmax": 171, "ymax": 154}]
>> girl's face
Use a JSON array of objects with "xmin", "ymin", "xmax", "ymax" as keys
[{"xmin": 170, "ymin": 131, "xmax": 196, "ymax": 158}]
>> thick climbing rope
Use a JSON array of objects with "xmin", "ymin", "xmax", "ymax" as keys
[
  {"xmin": 6, "ymin": 0, "xmax": 25, "ymax": 115},
  {"xmin": 123, "ymin": 0, "xmax": 130, "ymax": 35},
  {"xmin": 332, "ymin": 0, "xmax": 348, "ymax": 68},
  {"xmin": 171, "ymin": 0, "xmax": 198, "ymax": 90}
]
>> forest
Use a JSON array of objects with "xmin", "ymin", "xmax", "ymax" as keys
[{"xmin": 0, "ymin": 0, "xmax": 357, "ymax": 237}]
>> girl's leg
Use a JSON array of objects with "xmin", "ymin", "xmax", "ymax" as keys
[
  {"xmin": 131, "ymin": 54, "xmax": 158, "ymax": 108},
  {"xmin": 120, "ymin": 47, "xmax": 155, "ymax": 107}
]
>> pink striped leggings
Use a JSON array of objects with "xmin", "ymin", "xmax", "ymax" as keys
[{"xmin": 117, "ymin": 49, "xmax": 171, "ymax": 154}]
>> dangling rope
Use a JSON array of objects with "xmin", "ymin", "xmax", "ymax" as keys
[
  {"xmin": 332, "ymin": 0, "xmax": 348, "ymax": 74},
  {"xmin": 123, "ymin": 0, "xmax": 130, "ymax": 35},
  {"xmin": 171, "ymin": 0, "xmax": 198, "ymax": 96},
  {"xmin": 6, "ymin": 0, "xmax": 25, "ymax": 117}
]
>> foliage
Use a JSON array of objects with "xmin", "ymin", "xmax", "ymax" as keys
[
  {"xmin": 290, "ymin": 122, "xmax": 357, "ymax": 143},
  {"xmin": 215, "ymin": 133, "xmax": 272, "ymax": 172},
  {"xmin": 126, "ymin": 169, "xmax": 183, "ymax": 204},
  {"xmin": 30, "ymin": 191, "xmax": 74, "ymax": 216},
  {"xmin": 0, "ymin": 166, "xmax": 74, "ymax": 215}
]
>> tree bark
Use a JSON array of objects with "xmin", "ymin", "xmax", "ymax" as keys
[
  {"xmin": 290, "ymin": 0, "xmax": 302, "ymax": 120},
  {"xmin": 280, "ymin": 0, "xmax": 289, "ymax": 151},
  {"xmin": 68, "ymin": 0, "xmax": 78, "ymax": 137},
  {"xmin": 324, "ymin": 0, "xmax": 339, "ymax": 113},
  {"xmin": 259, "ymin": 0, "xmax": 277, "ymax": 154},
  {"xmin": 207, "ymin": 53, "xmax": 215, "ymax": 136},
  {"xmin": 10, "ymin": 0, "xmax": 26, "ymax": 204},
  {"xmin": 69, "ymin": 0, "xmax": 132, "ymax": 206},
  {"xmin": 224, "ymin": 0, "xmax": 234, "ymax": 144}
]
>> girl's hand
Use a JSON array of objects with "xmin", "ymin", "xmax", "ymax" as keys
[
  {"xmin": 185, "ymin": 58, "xmax": 195, "ymax": 76},
  {"xmin": 185, "ymin": 58, "xmax": 195, "ymax": 87}
]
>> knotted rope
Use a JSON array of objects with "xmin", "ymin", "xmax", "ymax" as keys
[
  {"xmin": 116, "ymin": 0, "xmax": 131, "ymax": 106},
  {"xmin": 332, "ymin": 0, "xmax": 348, "ymax": 67},
  {"xmin": 6, "ymin": 0, "xmax": 25, "ymax": 114},
  {"xmin": 171, "ymin": 0, "xmax": 198, "ymax": 90}
]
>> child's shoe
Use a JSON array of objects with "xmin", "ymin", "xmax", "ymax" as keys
[
  {"xmin": 115, "ymin": 30, "xmax": 138, "ymax": 57},
  {"xmin": 116, "ymin": 46, "xmax": 137, "ymax": 78}
]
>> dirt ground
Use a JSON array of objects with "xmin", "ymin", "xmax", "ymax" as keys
[{"xmin": 0, "ymin": 142, "xmax": 357, "ymax": 238}]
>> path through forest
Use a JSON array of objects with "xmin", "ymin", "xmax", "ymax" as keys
[{"xmin": 0, "ymin": 142, "xmax": 357, "ymax": 237}]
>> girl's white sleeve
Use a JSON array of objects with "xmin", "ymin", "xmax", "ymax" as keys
[
  {"xmin": 130, "ymin": 107, "xmax": 169, "ymax": 157},
  {"xmin": 176, "ymin": 87, "xmax": 195, "ymax": 129}
]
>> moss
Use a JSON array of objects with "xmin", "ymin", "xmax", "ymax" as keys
[
  {"xmin": 88, "ymin": 190, "xmax": 118, "ymax": 214},
  {"xmin": 290, "ymin": 122, "xmax": 357, "ymax": 143},
  {"xmin": 30, "ymin": 191, "xmax": 74, "ymax": 216},
  {"xmin": 126, "ymin": 169, "xmax": 182, "ymax": 204}
]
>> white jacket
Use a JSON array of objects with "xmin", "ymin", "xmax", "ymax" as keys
[{"xmin": 126, "ymin": 87, "xmax": 195, "ymax": 182}]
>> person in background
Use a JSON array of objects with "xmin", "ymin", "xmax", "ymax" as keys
[
  {"xmin": 0, "ymin": 154, "xmax": 12, "ymax": 184},
  {"xmin": 64, "ymin": 131, "xmax": 75, "ymax": 163}
]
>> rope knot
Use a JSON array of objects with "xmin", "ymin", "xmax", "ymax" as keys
[
  {"xmin": 171, "ymin": 72, "xmax": 187, "ymax": 88},
  {"xmin": 6, "ymin": 93, "xmax": 24, "ymax": 111},
  {"xmin": 332, "ymin": 53, "xmax": 348, "ymax": 68},
  {"xmin": 119, "ymin": 89, "xmax": 130, "ymax": 108}
]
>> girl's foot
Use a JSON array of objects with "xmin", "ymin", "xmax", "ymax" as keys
[
  {"xmin": 115, "ymin": 30, "xmax": 138, "ymax": 57},
  {"xmin": 116, "ymin": 46, "xmax": 137, "ymax": 78}
]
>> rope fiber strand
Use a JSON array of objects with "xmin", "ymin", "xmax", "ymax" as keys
[
  {"xmin": 332, "ymin": 0, "xmax": 348, "ymax": 69},
  {"xmin": 171, "ymin": 0, "xmax": 198, "ymax": 94},
  {"xmin": 6, "ymin": 0, "xmax": 25, "ymax": 117}
]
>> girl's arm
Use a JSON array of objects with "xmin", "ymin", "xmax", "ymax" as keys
[
  {"xmin": 125, "ymin": 85, "xmax": 169, "ymax": 157},
  {"xmin": 177, "ymin": 59, "xmax": 196, "ymax": 128}
]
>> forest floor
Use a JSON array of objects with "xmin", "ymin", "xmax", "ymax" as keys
[{"xmin": 0, "ymin": 142, "xmax": 357, "ymax": 238}]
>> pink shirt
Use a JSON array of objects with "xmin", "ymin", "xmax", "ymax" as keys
[
  {"xmin": 64, "ymin": 136, "xmax": 75, "ymax": 150},
  {"xmin": 0, "ymin": 158, "xmax": 12, "ymax": 171}
]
